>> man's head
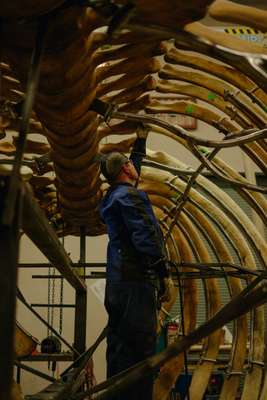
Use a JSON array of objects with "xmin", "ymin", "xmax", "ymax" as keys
[{"xmin": 100, "ymin": 152, "xmax": 138, "ymax": 184}]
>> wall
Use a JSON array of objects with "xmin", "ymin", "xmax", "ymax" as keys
[{"xmin": 17, "ymin": 235, "xmax": 108, "ymax": 394}]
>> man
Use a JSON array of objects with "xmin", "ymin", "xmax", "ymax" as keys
[{"xmin": 99, "ymin": 126, "xmax": 171, "ymax": 400}]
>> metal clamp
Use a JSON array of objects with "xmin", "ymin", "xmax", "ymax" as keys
[
  {"xmin": 248, "ymin": 360, "xmax": 265, "ymax": 368},
  {"xmin": 225, "ymin": 370, "xmax": 244, "ymax": 379},
  {"xmin": 247, "ymin": 85, "xmax": 259, "ymax": 95},
  {"xmin": 212, "ymin": 117, "xmax": 229, "ymax": 135},
  {"xmin": 166, "ymin": 176, "xmax": 178, "ymax": 186},
  {"xmin": 223, "ymin": 89, "xmax": 240, "ymax": 101},
  {"xmin": 200, "ymin": 357, "xmax": 217, "ymax": 364}
]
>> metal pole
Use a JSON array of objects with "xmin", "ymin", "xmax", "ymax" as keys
[
  {"xmin": 0, "ymin": 177, "xmax": 22, "ymax": 400},
  {"xmin": 74, "ymin": 227, "xmax": 87, "ymax": 355}
]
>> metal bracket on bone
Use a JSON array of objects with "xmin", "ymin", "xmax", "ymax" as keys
[
  {"xmin": 223, "ymin": 89, "xmax": 241, "ymax": 102},
  {"xmin": 89, "ymin": 98, "xmax": 117, "ymax": 123},
  {"xmin": 245, "ymin": 85, "xmax": 267, "ymax": 110},
  {"xmin": 211, "ymin": 117, "xmax": 229, "ymax": 135},
  {"xmin": 224, "ymin": 369, "xmax": 244, "ymax": 379},
  {"xmin": 249, "ymin": 360, "xmax": 265, "ymax": 367},
  {"xmin": 63, "ymin": 0, "xmax": 118, "ymax": 17},
  {"xmin": 225, "ymin": 104, "xmax": 239, "ymax": 123},
  {"xmin": 199, "ymin": 357, "xmax": 217, "ymax": 364},
  {"xmin": 34, "ymin": 151, "xmax": 52, "ymax": 175},
  {"xmin": 107, "ymin": 2, "xmax": 136, "ymax": 38}
]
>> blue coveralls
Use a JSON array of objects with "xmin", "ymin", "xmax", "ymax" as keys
[{"xmin": 100, "ymin": 138, "xmax": 167, "ymax": 400}]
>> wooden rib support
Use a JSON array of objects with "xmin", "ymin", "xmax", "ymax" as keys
[{"xmin": 22, "ymin": 181, "xmax": 86, "ymax": 293}]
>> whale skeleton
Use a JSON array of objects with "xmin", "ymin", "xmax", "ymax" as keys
[{"xmin": 0, "ymin": 1, "xmax": 267, "ymax": 399}]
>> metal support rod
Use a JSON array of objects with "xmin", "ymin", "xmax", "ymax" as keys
[
  {"xmin": 32, "ymin": 273, "xmax": 106, "ymax": 279},
  {"xmin": 19, "ymin": 263, "xmax": 106, "ymax": 268},
  {"xmin": 14, "ymin": 362, "xmax": 56, "ymax": 383},
  {"xmin": 31, "ymin": 304, "xmax": 75, "ymax": 308},
  {"xmin": 74, "ymin": 227, "xmax": 87, "ymax": 355},
  {"xmin": 0, "ymin": 177, "xmax": 22, "ymax": 400},
  {"xmin": 164, "ymin": 148, "xmax": 219, "ymax": 241},
  {"xmin": 112, "ymin": 110, "xmax": 267, "ymax": 149},
  {"xmin": 18, "ymin": 354, "xmax": 74, "ymax": 362},
  {"xmin": 30, "ymin": 272, "xmax": 262, "ymax": 280}
]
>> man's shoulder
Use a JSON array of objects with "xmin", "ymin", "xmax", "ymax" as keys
[
  {"xmin": 114, "ymin": 184, "xmax": 139, "ymax": 199},
  {"xmin": 111, "ymin": 184, "xmax": 146, "ymax": 205}
]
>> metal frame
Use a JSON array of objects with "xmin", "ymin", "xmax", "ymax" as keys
[{"xmin": 0, "ymin": 176, "xmax": 89, "ymax": 399}]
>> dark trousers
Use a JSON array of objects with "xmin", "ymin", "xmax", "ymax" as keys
[{"xmin": 105, "ymin": 281, "xmax": 157, "ymax": 400}]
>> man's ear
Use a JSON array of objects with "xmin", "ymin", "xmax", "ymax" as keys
[
  {"xmin": 121, "ymin": 163, "xmax": 129, "ymax": 174},
  {"xmin": 120, "ymin": 164, "xmax": 128, "ymax": 174}
]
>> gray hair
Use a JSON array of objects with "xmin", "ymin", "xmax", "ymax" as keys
[{"xmin": 100, "ymin": 152, "xmax": 129, "ymax": 182}]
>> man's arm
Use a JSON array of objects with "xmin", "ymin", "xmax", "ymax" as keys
[
  {"xmin": 130, "ymin": 124, "xmax": 149, "ymax": 176},
  {"xmin": 117, "ymin": 187, "xmax": 169, "ymax": 278}
]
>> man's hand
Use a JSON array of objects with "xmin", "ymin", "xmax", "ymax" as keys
[
  {"xmin": 159, "ymin": 277, "xmax": 174, "ymax": 303},
  {"xmin": 136, "ymin": 123, "xmax": 150, "ymax": 139}
]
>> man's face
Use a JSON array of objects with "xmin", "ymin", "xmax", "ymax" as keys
[{"xmin": 123, "ymin": 160, "xmax": 139, "ymax": 182}]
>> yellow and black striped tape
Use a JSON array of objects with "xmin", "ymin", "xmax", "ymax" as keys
[{"xmin": 224, "ymin": 27, "xmax": 262, "ymax": 35}]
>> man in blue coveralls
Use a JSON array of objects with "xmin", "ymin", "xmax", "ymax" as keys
[{"xmin": 99, "ymin": 126, "xmax": 172, "ymax": 400}]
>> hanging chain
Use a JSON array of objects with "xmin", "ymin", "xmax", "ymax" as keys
[
  {"xmin": 47, "ymin": 266, "xmax": 51, "ymax": 337},
  {"xmin": 51, "ymin": 266, "xmax": 55, "ymax": 331},
  {"xmin": 59, "ymin": 234, "xmax": 65, "ymax": 335}
]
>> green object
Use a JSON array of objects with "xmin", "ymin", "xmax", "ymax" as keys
[
  {"xmin": 208, "ymin": 92, "xmax": 217, "ymax": 101},
  {"xmin": 185, "ymin": 104, "xmax": 195, "ymax": 115},
  {"xmin": 199, "ymin": 146, "xmax": 210, "ymax": 155}
]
